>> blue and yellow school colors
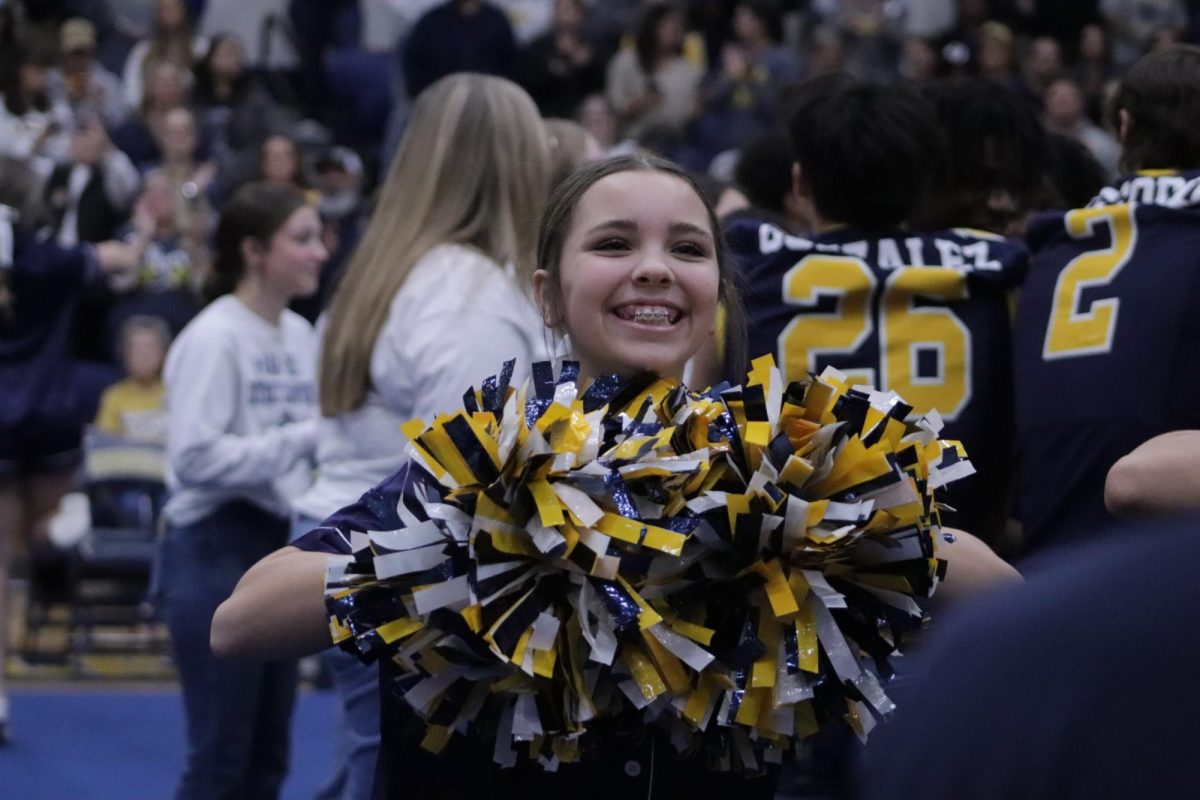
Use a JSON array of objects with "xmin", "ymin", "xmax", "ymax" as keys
[
  {"xmin": 726, "ymin": 216, "xmax": 1028, "ymax": 539},
  {"xmin": 1014, "ymin": 171, "xmax": 1200, "ymax": 553}
]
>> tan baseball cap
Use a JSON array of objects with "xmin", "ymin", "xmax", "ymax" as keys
[{"xmin": 60, "ymin": 17, "xmax": 97, "ymax": 54}]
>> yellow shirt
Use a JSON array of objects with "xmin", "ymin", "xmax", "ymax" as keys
[{"xmin": 94, "ymin": 379, "xmax": 166, "ymax": 443}]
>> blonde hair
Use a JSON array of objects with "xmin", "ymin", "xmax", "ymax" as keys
[
  {"xmin": 319, "ymin": 73, "xmax": 551, "ymax": 415},
  {"xmin": 544, "ymin": 117, "xmax": 593, "ymax": 190}
]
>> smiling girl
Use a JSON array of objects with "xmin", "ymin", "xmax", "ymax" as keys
[
  {"xmin": 162, "ymin": 181, "xmax": 326, "ymax": 799},
  {"xmin": 212, "ymin": 156, "xmax": 1017, "ymax": 799}
]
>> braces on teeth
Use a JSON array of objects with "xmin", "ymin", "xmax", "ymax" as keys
[{"xmin": 632, "ymin": 307, "xmax": 672, "ymax": 323}]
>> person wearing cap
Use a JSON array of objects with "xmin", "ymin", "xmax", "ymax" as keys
[{"xmin": 47, "ymin": 17, "xmax": 130, "ymax": 130}]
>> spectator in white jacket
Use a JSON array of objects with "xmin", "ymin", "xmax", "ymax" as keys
[
  {"xmin": 288, "ymin": 72, "xmax": 552, "ymax": 800},
  {"xmin": 160, "ymin": 181, "xmax": 326, "ymax": 800}
]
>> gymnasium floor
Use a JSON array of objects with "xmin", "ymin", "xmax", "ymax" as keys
[{"xmin": 1, "ymin": 579, "xmax": 337, "ymax": 799}]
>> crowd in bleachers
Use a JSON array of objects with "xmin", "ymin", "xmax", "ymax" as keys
[
  {"xmin": 0, "ymin": 0, "xmax": 1195, "ymax": 405},
  {"xmin": 4, "ymin": 0, "xmax": 1200, "ymax": 798}
]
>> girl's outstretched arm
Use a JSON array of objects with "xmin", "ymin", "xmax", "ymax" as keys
[
  {"xmin": 934, "ymin": 528, "xmax": 1022, "ymax": 606},
  {"xmin": 211, "ymin": 546, "xmax": 332, "ymax": 660}
]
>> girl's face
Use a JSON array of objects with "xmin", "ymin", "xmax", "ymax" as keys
[
  {"xmin": 125, "ymin": 329, "xmax": 166, "ymax": 382},
  {"xmin": 262, "ymin": 136, "xmax": 299, "ymax": 184},
  {"xmin": 1079, "ymin": 24, "xmax": 1106, "ymax": 61},
  {"xmin": 157, "ymin": 0, "xmax": 186, "ymax": 30},
  {"xmin": 656, "ymin": 11, "xmax": 684, "ymax": 53},
  {"xmin": 733, "ymin": 6, "xmax": 766, "ymax": 44},
  {"xmin": 210, "ymin": 37, "xmax": 245, "ymax": 80},
  {"xmin": 157, "ymin": 108, "xmax": 196, "ymax": 161},
  {"xmin": 536, "ymin": 170, "xmax": 720, "ymax": 381},
  {"xmin": 146, "ymin": 62, "xmax": 185, "ymax": 107},
  {"xmin": 259, "ymin": 205, "xmax": 327, "ymax": 300},
  {"xmin": 579, "ymin": 95, "xmax": 616, "ymax": 148}
]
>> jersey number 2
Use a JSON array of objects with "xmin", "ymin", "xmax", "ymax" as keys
[
  {"xmin": 777, "ymin": 255, "xmax": 971, "ymax": 419},
  {"xmin": 1042, "ymin": 204, "xmax": 1136, "ymax": 359}
]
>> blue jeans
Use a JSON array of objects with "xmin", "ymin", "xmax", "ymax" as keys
[
  {"xmin": 291, "ymin": 514, "xmax": 381, "ymax": 800},
  {"xmin": 162, "ymin": 501, "xmax": 298, "ymax": 800}
]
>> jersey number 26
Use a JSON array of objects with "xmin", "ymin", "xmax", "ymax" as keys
[{"xmin": 778, "ymin": 255, "xmax": 971, "ymax": 420}]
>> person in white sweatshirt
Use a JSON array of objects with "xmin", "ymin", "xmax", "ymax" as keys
[
  {"xmin": 289, "ymin": 73, "xmax": 553, "ymax": 800},
  {"xmin": 160, "ymin": 180, "xmax": 326, "ymax": 800}
]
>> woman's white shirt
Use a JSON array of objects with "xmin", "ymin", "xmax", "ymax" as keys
[
  {"xmin": 292, "ymin": 243, "xmax": 550, "ymax": 521},
  {"xmin": 163, "ymin": 294, "xmax": 318, "ymax": 526}
]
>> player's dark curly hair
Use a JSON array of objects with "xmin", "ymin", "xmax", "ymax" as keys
[
  {"xmin": 1112, "ymin": 44, "xmax": 1200, "ymax": 172},
  {"xmin": 786, "ymin": 74, "xmax": 945, "ymax": 229},
  {"xmin": 912, "ymin": 77, "xmax": 1047, "ymax": 231}
]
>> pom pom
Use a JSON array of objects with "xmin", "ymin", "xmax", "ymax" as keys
[{"xmin": 324, "ymin": 356, "xmax": 973, "ymax": 770}]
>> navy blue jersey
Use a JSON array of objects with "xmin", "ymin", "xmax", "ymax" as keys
[
  {"xmin": 0, "ymin": 217, "xmax": 94, "ymax": 429},
  {"xmin": 726, "ymin": 217, "xmax": 1028, "ymax": 539},
  {"xmin": 1013, "ymin": 171, "xmax": 1200, "ymax": 554}
]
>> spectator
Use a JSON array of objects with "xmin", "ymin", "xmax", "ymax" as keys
[
  {"xmin": 1042, "ymin": 76, "xmax": 1121, "ymax": 179},
  {"xmin": 1074, "ymin": 22, "xmax": 1116, "ymax": 121},
  {"xmin": 576, "ymin": 92, "xmax": 635, "ymax": 156},
  {"xmin": 605, "ymin": 2, "xmax": 701, "ymax": 152},
  {"xmin": 191, "ymin": 33, "xmax": 295, "ymax": 173},
  {"xmin": 160, "ymin": 181, "xmax": 324, "ymax": 800},
  {"xmin": 121, "ymin": 0, "xmax": 204, "ymax": 110},
  {"xmin": 0, "ymin": 155, "xmax": 132, "ymax": 746},
  {"xmin": 1149, "ymin": 24, "xmax": 1184, "ymax": 52},
  {"xmin": 111, "ymin": 57, "xmax": 191, "ymax": 170},
  {"xmin": 1101, "ymin": 0, "xmax": 1187, "ymax": 69},
  {"xmin": 545, "ymin": 116, "xmax": 603, "ymax": 189},
  {"xmin": 150, "ymin": 106, "xmax": 216, "ymax": 249},
  {"xmin": 289, "ymin": 73, "xmax": 552, "ymax": 800},
  {"xmin": 898, "ymin": 35, "xmax": 940, "ymax": 82},
  {"xmin": 44, "ymin": 114, "xmax": 141, "ymax": 247},
  {"xmin": 811, "ymin": 0, "xmax": 904, "ymax": 81},
  {"xmin": 692, "ymin": 0, "xmax": 801, "ymax": 162},
  {"xmin": 976, "ymin": 21, "xmax": 1021, "ymax": 91},
  {"xmin": 1020, "ymin": 34, "xmax": 1064, "ymax": 103},
  {"xmin": 104, "ymin": 169, "xmax": 208, "ymax": 349},
  {"xmin": 402, "ymin": 0, "xmax": 518, "ymax": 99},
  {"xmin": 47, "ymin": 17, "xmax": 131, "ymax": 129},
  {"xmin": 520, "ymin": 0, "xmax": 607, "ymax": 119},
  {"xmin": 0, "ymin": 43, "xmax": 74, "ymax": 173},
  {"xmin": 195, "ymin": 0, "xmax": 301, "ymax": 75},
  {"xmin": 93, "ymin": 314, "xmax": 171, "ymax": 443},
  {"xmin": 806, "ymin": 23, "xmax": 848, "ymax": 75},
  {"xmin": 258, "ymin": 134, "xmax": 311, "ymax": 197}
]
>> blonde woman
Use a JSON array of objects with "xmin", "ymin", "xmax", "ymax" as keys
[{"xmin": 288, "ymin": 72, "xmax": 552, "ymax": 800}]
